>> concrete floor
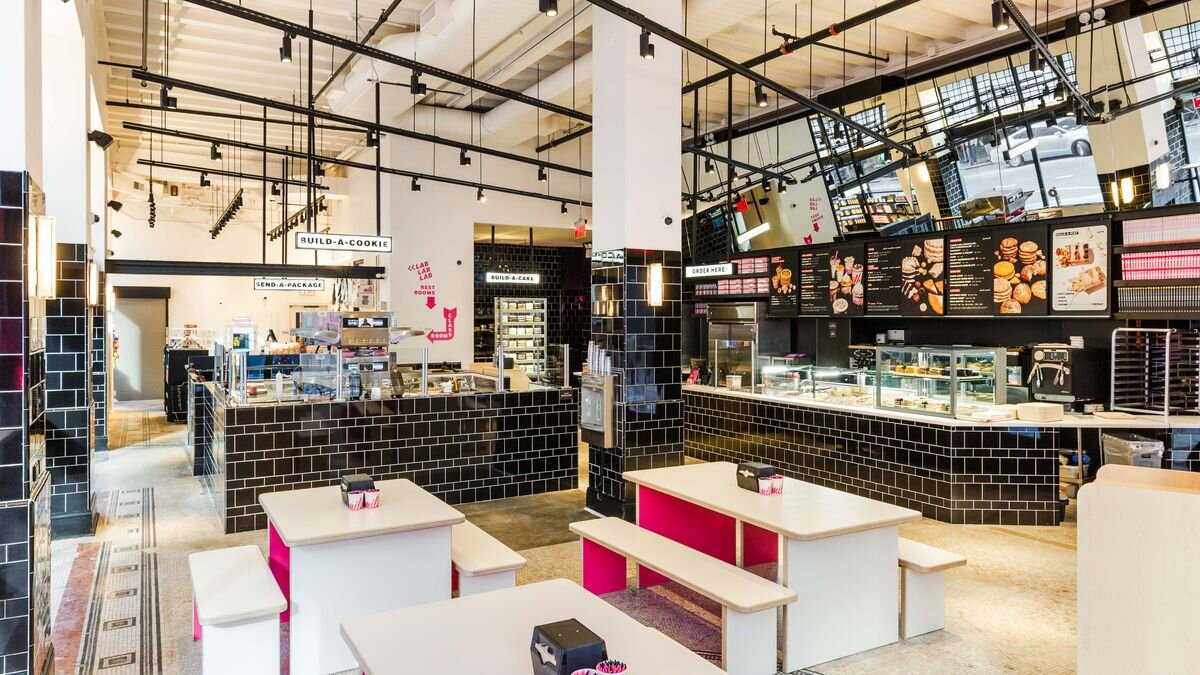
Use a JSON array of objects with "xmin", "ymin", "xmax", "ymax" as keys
[{"xmin": 51, "ymin": 403, "xmax": 1080, "ymax": 674}]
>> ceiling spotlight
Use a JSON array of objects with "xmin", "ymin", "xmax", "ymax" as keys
[
  {"xmin": 270, "ymin": 182, "xmax": 280, "ymax": 196},
  {"xmin": 992, "ymin": 0, "xmax": 1009, "ymax": 30},
  {"xmin": 87, "ymin": 130, "xmax": 114, "ymax": 150},
  {"xmin": 561, "ymin": 201, "xmax": 568, "ymax": 214},
  {"xmin": 411, "ymin": 177, "xmax": 421, "ymax": 191},
  {"xmin": 409, "ymin": 70, "xmax": 427, "ymax": 96},
  {"xmin": 538, "ymin": 0, "xmax": 558, "ymax": 17},
  {"xmin": 1053, "ymin": 82, "xmax": 1066, "ymax": 102},
  {"xmin": 110, "ymin": 229, "xmax": 122, "ymax": 239},
  {"xmin": 199, "ymin": 173, "xmax": 210, "ymax": 187},
  {"xmin": 754, "ymin": 84, "xmax": 769, "ymax": 108},
  {"xmin": 107, "ymin": 200, "xmax": 123, "ymax": 212},
  {"xmin": 210, "ymin": 143, "xmax": 221, "ymax": 161},
  {"xmin": 639, "ymin": 29, "xmax": 655, "ymax": 60},
  {"xmin": 1029, "ymin": 47, "xmax": 1043, "ymax": 72},
  {"xmin": 280, "ymin": 33, "xmax": 293, "ymax": 63},
  {"xmin": 158, "ymin": 84, "xmax": 176, "ymax": 109},
  {"xmin": 365, "ymin": 130, "xmax": 378, "ymax": 148},
  {"xmin": 704, "ymin": 158, "xmax": 715, "ymax": 174},
  {"xmin": 459, "ymin": 148, "xmax": 471, "ymax": 166},
  {"xmin": 313, "ymin": 164, "xmax": 325, "ymax": 177},
  {"xmin": 762, "ymin": 178, "xmax": 772, "ymax": 193},
  {"xmin": 537, "ymin": 166, "xmax": 547, "ymax": 182},
  {"xmin": 778, "ymin": 180, "xmax": 788, "ymax": 194},
  {"xmin": 476, "ymin": 187, "xmax": 487, "ymax": 203},
  {"xmin": 730, "ymin": 167, "xmax": 739, "ymax": 181}
]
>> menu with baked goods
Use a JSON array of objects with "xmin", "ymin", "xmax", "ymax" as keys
[
  {"xmin": 1050, "ymin": 223, "xmax": 1109, "ymax": 314},
  {"xmin": 898, "ymin": 236, "xmax": 946, "ymax": 316},
  {"xmin": 865, "ymin": 240, "xmax": 906, "ymax": 315},
  {"xmin": 768, "ymin": 250, "xmax": 801, "ymax": 317},
  {"xmin": 946, "ymin": 231, "xmax": 994, "ymax": 315},
  {"xmin": 991, "ymin": 225, "xmax": 1048, "ymax": 316}
]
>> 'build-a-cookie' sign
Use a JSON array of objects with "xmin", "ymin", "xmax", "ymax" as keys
[{"xmin": 295, "ymin": 232, "xmax": 393, "ymax": 253}]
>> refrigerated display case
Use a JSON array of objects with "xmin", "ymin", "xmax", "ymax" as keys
[{"xmin": 875, "ymin": 346, "xmax": 1005, "ymax": 418}]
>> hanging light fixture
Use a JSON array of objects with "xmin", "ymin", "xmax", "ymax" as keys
[
  {"xmin": 754, "ymin": 84, "xmax": 769, "ymax": 108},
  {"xmin": 537, "ymin": 166, "xmax": 547, "ymax": 182},
  {"xmin": 199, "ymin": 173, "xmax": 210, "ymax": 187},
  {"xmin": 159, "ymin": 84, "xmax": 176, "ymax": 109},
  {"xmin": 730, "ymin": 167, "xmax": 739, "ymax": 181},
  {"xmin": 459, "ymin": 148, "xmax": 471, "ymax": 166},
  {"xmin": 270, "ymin": 183, "xmax": 280, "ymax": 196},
  {"xmin": 704, "ymin": 158, "xmax": 715, "ymax": 174},
  {"xmin": 538, "ymin": 0, "xmax": 558, "ymax": 17},
  {"xmin": 639, "ymin": 29, "xmax": 655, "ymax": 60},
  {"xmin": 477, "ymin": 187, "xmax": 487, "ymax": 203},
  {"xmin": 210, "ymin": 143, "xmax": 221, "ymax": 161},
  {"xmin": 992, "ymin": 1, "xmax": 1009, "ymax": 30},
  {"xmin": 411, "ymin": 177, "xmax": 421, "ymax": 192},
  {"xmin": 279, "ymin": 33, "xmax": 293, "ymax": 63},
  {"xmin": 1053, "ymin": 82, "xmax": 1066, "ymax": 103},
  {"xmin": 410, "ymin": 71, "xmax": 427, "ymax": 96},
  {"xmin": 1029, "ymin": 47, "xmax": 1043, "ymax": 72},
  {"xmin": 560, "ymin": 201, "xmax": 568, "ymax": 214},
  {"xmin": 778, "ymin": 179, "xmax": 788, "ymax": 194}
]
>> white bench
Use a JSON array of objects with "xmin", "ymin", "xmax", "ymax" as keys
[
  {"xmin": 189, "ymin": 545, "xmax": 287, "ymax": 675},
  {"xmin": 898, "ymin": 538, "xmax": 967, "ymax": 639},
  {"xmin": 572, "ymin": 517, "xmax": 795, "ymax": 675},
  {"xmin": 451, "ymin": 521, "xmax": 527, "ymax": 597}
]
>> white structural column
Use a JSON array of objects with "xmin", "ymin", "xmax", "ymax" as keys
[
  {"xmin": 41, "ymin": 0, "xmax": 90, "ymax": 243},
  {"xmin": 0, "ymin": 0, "xmax": 43, "ymax": 180},
  {"xmin": 591, "ymin": 0, "xmax": 682, "ymax": 253}
]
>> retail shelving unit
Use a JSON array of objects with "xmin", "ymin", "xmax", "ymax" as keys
[
  {"xmin": 1115, "ymin": 211, "xmax": 1200, "ymax": 316},
  {"xmin": 495, "ymin": 297, "xmax": 547, "ymax": 376}
]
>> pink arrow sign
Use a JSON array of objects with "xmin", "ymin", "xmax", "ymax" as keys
[
  {"xmin": 425, "ymin": 296, "xmax": 436, "ymax": 309},
  {"xmin": 427, "ymin": 307, "xmax": 457, "ymax": 343}
]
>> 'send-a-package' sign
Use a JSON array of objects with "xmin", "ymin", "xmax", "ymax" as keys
[
  {"xmin": 254, "ymin": 278, "xmax": 326, "ymax": 291},
  {"xmin": 295, "ymin": 232, "xmax": 393, "ymax": 253}
]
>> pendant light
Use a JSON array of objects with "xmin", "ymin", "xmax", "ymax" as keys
[
  {"xmin": 279, "ymin": 33, "xmax": 293, "ymax": 62},
  {"xmin": 754, "ymin": 84, "xmax": 769, "ymax": 108},
  {"xmin": 992, "ymin": 1, "xmax": 1009, "ymax": 30},
  {"xmin": 199, "ymin": 173, "xmax": 210, "ymax": 187},
  {"xmin": 705, "ymin": 158, "xmax": 715, "ymax": 174},
  {"xmin": 537, "ymin": 166, "xmax": 547, "ymax": 182},
  {"xmin": 1029, "ymin": 47, "xmax": 1043, "ymax": 72},
  {"xmin": 459, "ymin": 148, "xmax": 471, "ymax": 166},
  {"xmin": 639, "ymin": 30, "xmax": 655, "ymax": 60},
  {"xmin": 560, "ymin": 201, "xmax": 568, "ymax": 214},
  {"xmin": 538, "ymin": 0, "xmax": 558, "ymax": 16},
  {"xmin": 210, "ymin": 143, "xmax": 221, "ymax": 161},
  {"xmin": 1053, "ymin": 82, "xmax": 1066, "ymax": 102},
  {"xmin": 477, "ymin": 187, "xmax": 487, "ymax": 203},
  {"xmin": 410, "ymin": 71, "xmax": 427, "ymax": 96}
]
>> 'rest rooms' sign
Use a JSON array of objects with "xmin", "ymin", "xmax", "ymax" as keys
[
  {"xmin": 295, "ymin": 232, "xmax": 393, "ymax": 253},
  {"xmin": 253, "ymin": 278, "xmax": 326, "ymax": 292}
]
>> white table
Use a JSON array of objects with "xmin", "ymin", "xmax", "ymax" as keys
[
  {"xmin": 625, "ymin": 461, "xmax": 921, "ymax": 672},
  {"xmin": 261, "ymin": 479, "xmax": 464, "ymax": 675},
  {"xmin": 340, "ymin": 579, "xmax": 725, "ymax": 674}
]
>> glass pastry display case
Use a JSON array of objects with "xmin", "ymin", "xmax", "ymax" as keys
[
  {"xmin": 875, "ymin": 346, "xmax": 1005, "ymax": 418},
  {"xmin": 760, "ymin": 365, "xmax": 875, "ymax": 406}
]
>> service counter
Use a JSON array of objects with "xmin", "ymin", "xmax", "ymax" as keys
[
  {"xmin": 197, "ymin": 379, "xmax": 579, "ymax": 533},
  {"xmin": 683, "ymin": 384, "xmax": 1200, "ymax": 526}
]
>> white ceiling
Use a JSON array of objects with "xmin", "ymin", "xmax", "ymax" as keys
[{"xmin": 95, "ymin": 0, "xmax": 1105, "ymax": 207}]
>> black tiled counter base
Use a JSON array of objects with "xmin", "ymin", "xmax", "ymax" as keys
[
  {"xmin": 217, "ymin": 389, "xmax": 579, "ymax": 533},
  {"xmin": 189, "ymin": 381, "xmax": 213, "ymax": 477},
  {"xmin": 684, "ymin": 389, "xmax": 1062, "ymax": 526}
]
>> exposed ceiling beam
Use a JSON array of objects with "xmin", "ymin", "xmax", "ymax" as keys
[
  {"xmin": 108, "ymin": 259, "xmax": 385, "ymax": 279},
  {"xmin": 314, "ymin": 0, "xmax": 404, "ymax": 100},
  {"xmin": 136, "ymin": 158, "xmax": 325, "ymax": 189},
  {"xmin": 999, "ymin": 0, "xmax": 1097, "ymax": 118}
]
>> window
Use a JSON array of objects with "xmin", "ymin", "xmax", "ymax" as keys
[
  {"xmin": 936, "ymin": 55, "xmax": 1076, "ymax": 127},
  {"xmin": 1162, "ymin": 22, "xmax": 1200, "ymax": 79}
]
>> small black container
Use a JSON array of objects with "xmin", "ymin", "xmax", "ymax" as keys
[
  {"xmin": 530, "ymin": 619, "xmax": 606, "ymax": 675},
  {"xmin": 736, "ymin": 462, "xmax": 776, "ymax": 492},
  {"xmin": 340, "ymin": 473, "xmax": 375, "ymax": 505}
]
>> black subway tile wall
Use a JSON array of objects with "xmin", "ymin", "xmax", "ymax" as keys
[
  {"xmin": 685, "ymin": 389, "xmax": 1061, "ymax": 525},
  {"xmin": 473, "ymin": 244, "xmax": 590, "ymax": 365},
  {"xmin": 930, "ymin": 153, "xmax": 965, "ymax": 224},
  {"xmin": 199, "ymin": 384, "xmax": 227, "ymax": 521},
  {"xmin": 213, "ymin": 389, "xmax": 579, "ymax": 533},
  {"xmin": 1161, "ymin": 110, "xmax": 1196, "ymax": 207},
  {"xmin": 587, "ymin": 249, "xmax": 684, "ymax": 519},
  {"xmin": 188, "ymin": 379, "xmax": 213, "ymax": 476},
  {"xmin": 90, "ymin": 271, "xmax": 106, "ymax": 453},
  {"xmin": 44, "ymin": 243, "xmax": 93, "ymax": 536}
]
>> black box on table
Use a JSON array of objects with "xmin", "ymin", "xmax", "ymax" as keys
[
  {"xmin": 530, "ymin": 618, "xmax": 607, "ymax": 675},
  {"xmin": 736, "ymin": 462, "xmax": 776, "ymax": 492},
  {"xmin": 340, "ymin": 473, "xmax": 375, "ymax": 505}
]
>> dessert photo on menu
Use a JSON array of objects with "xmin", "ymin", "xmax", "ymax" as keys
[
  {"xmin": 992, "ymin": 228, "xmax": 1048, "ymax": 315},
  {"xmin": 826, "ymin": 246, "xmax": 865, "ymax": 316},
  {"xmin": 1051, "ymin": 224, "xmax": 1109, "ymax": 313},
  {"xmin": 900, "ymin": 237, "xmax": 945, "ymax": 316}
]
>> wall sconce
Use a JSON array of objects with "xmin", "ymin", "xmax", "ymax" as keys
[
  {"xmin": 648, "ymin": 262, "xmax": 664, "ymax": 308},
  {"xmin": 1155, "ymin": 162, "xmax": 1172, "ymax": 191},
  {"xmin": 1121, "ymin": 177, "xmax": 1135, "ymax": 204},
  {"xmin": 88, "ymin": 260, "xmax": 100, "ymax": 306},
  {"xmin": 30, "ymin": 216, "xmax": 57, "ymax": 299}
]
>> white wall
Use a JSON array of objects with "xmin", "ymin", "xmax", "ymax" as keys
[
  {"xmin": 41, "ymin": 0, "xmax": 89, "ymax": 243},
  {"xmin": 0, "ymin": 0, "xmax": 42, "ymax": 181},
  {"xmin": 382, "ymin": 136, "xmax": 591, "ymax": 365}
]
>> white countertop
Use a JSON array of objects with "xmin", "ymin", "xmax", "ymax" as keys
[
  {"xmin": 685, "ymin": 384, "xmax": 1200, "ymax": 429},
  {"xmin": 259, "ymin": 479, "xmax": 464, "ymax": 547},
  {"xmin": 625, "ymin": 461, "xmax": 922, "ymax": 541},
  {"xmin": 340, "ymin": 579, "xmax": 724, "ymax": 675},
  {"xmin": 188, "ymin": 545, "xmax": 287, "ymax": 626}
]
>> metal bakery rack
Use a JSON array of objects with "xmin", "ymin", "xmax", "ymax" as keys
[{"xmin": 1111, "ymin": 328, "xmax": 1200, "ymax": 416}]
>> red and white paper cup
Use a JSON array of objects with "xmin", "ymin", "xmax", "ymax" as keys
[
  {"xmin": 363, "ymin": 489, "xmax": 381, "ymax": 509},
  {"xmin": 347, "ymin": 490, "xmax": 366, "ymax": 511},
  {"xmin": 771, "ymin": 474, "xmax": 784, "ymax": 495},
  {"xmin": 758, "ymin": 477, "xmax": 772, "ymax": 496}
]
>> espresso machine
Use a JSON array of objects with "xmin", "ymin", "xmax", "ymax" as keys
[
  {"xmin": 340, "ymin": 312, "xmax": 395, "ymax": 399},
  {"xmin": 1027, "ymin": 343, "xmax": 1076, "ymax": 403}
]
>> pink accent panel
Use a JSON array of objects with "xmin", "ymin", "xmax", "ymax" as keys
[
  {"xmin": 581, "ymin": 539, "xmax": 627, "ymax": 595},
  {"xmin": 193, "ymin": 599, "xmax": 201, "ymax": 641},
  {"xmin": 268, "ymin": 522, "xmax": 291, "ymax": 623},
  {"xmin": 637, "ymin": 564, "xmax": 671, "ymax": 589},
  {"xmin": 742, "ymin": 522, "xmax": 779, "ymax": 566},
  {"xmin": 637, "ymin": 486, "xmax": 736, "ymax": 564},
  {"xmin": 451, "ymin": 564, "xmax": 459, "ymax": 593}
]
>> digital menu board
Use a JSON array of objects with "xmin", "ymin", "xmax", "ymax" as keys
[
  {"xmin": 1050, "ymin": 223, "xmax": 1109, "ymax": 315},
  {"xmin": 990, "ymin": 225, "xmax": 1048, "ymax": 316},
  {"xmin": 865, "ymin": 239, "xmax": 906, "ymax": 315},
  {"xmin": 798, "ymin": 244, "xmax": 863, "ymax": 315},
  {"xmin": 946, "ymin": 231, "xmax": 995, "ymax": 316},
  {"xmin": 898, "ymin": 236, "xmax": 946, "ymax": 317},
  {"xmin": 798, "ymin": 246, "xmax": 830, "ymax": 316},
  {"xmin": 768, "ymin": 250, "xmax": 800, "ymax": 317}
]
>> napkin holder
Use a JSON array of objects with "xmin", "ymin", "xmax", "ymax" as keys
[
  {"xmin": 340, "ymin": 473, "xmax": 376, "ymax": 505},
  {"xmin": 736, "ymin": 462, "xmax": 776, "ymax": 492},
  {"xmin": 530, "ymin": 619, "xmax": 606, "ymax": 675}
]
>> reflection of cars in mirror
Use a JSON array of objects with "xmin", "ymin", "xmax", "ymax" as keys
[{"xmin": 993, "ymin": 124, "xmax": 1092, "ymax": 166}]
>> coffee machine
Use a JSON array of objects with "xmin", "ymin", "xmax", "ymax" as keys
[{"xmin": 1027, "ymin": 343, "xmax": 1076, "ymax": 403}]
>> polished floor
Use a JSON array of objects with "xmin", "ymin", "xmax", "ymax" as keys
[{"xmin": 49, "ymin": 403, "xmax": 1078, "ymax": 674}]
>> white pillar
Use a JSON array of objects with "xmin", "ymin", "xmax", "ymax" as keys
[
  {"xmin": 0, "ymin": 0, "xmax": 43, "ymax": 182},
  {"xmin": 591, "ymin": 1, "xmax": 682, "ymax": 253},
  {"xmin": 41, "ymin": 0, "xmax": 89, "ymax": 243}
]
